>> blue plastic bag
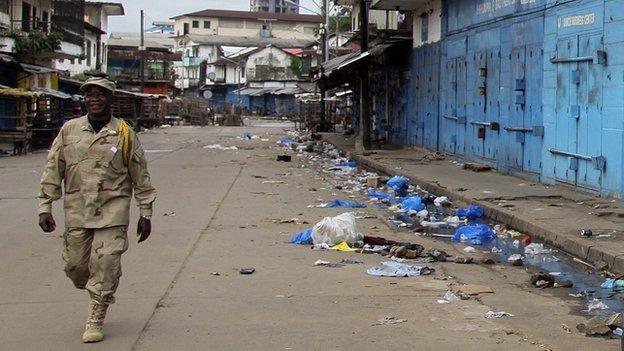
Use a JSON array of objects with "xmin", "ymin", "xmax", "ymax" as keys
[
  {"xmin": 278, "ymin": 137, "xmax": 293, "ymax": 147},
  {"xmin": 339, "ymin": 161, "xmax": 358, "ymax": 168},
  {"xmin": 291, "ymin": 228, "xmax": 313, "ymax": 244},
  {"xmin": 453, "ymin": 224, "xmax": 495, "ymax": 245},
  {"xmin": 456, "ymin": 205, "xmax": 484, "ymax": 220},
  {"xmin": 243, "ymin": 132, "xmax": 253, "ymax": 140},
  {"xmin": 601, "ymin": 279, "xmax": 624, "ymax": 289},
  {"xmin": 402, "ymin": 196, "xmax": 425, "ymax": 212},
  {"xmin": 386, "ymin": 176, "xmax": 410, "ymax": 197},
  {"xmin": 325, "ymin": 199, "xmax": 367, "ymax": 208},
  {"xmin": 367, "ymin": 188, "xmax": 392, "ymax": 199}
]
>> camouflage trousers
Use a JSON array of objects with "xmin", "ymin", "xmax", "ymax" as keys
[{"xmin": 62, "ymin": 226, "xmax": 128, "ymax": 305}]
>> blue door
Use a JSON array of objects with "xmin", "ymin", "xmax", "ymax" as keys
[{"xmin": 440, "ymin": 57, "xmax": 467, "ymax": 155}]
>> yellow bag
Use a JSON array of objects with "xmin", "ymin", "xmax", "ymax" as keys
[{"xmin": 117, "ymin": 119, "xmax": 132, "ymax": 166}]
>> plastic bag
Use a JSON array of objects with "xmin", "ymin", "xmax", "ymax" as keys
[
  {"xmin": 386, "ymin": 176, "xmax": 410, "ymax": 197},
  {"xmin": 324, "ymin": 199, "xmax": 367, "ymax": 208},
  {"xmin": 311, "ymin": 212, "xmax": 363, "ymax": 246},
  {"xmin": 290, "ymin": 228, "xmax": 313, "ymax": 245},
  {"xmin": 434, "ymin": 196, "xmax": 450, "ymax": 207},
  {"xmin": 367, "ymin": 188, "xmax": 392, "ymax": 200},
  {"xmin": 524, "ymin": 243, "xmax": 552, "ymax": 255},
  {"xmin": 456, "ymin": 205, "xmax": 484, "ymax": 219},
  {"xmin": 453, "ymin": 224, "xmax": 495, "ymax": 245},
  {"xmin": 401, "ymin": 196, "xmax": 425, "ymax": 212},
  {"xmin": 338, "ymin": 161, "xmax": 357, "ymax": 167},
  {"xmin": 366, "ymin": 261, "xmax": 434, "ymax": 277}
]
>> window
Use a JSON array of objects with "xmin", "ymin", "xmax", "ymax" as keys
[
  {"xmin": 420, "ymin": 13, "xmax": 429, "ymax": 42},
  {"xmin": 203, "ymin": 21, "xmax": 210, "ymax": 29},
  {"xmin": 86, "ymin": 39, "xmax": 91, "ymax": 66},
  {"xmin": 192, "ymin": 20, "xmax": 199, "ymax": 28}
]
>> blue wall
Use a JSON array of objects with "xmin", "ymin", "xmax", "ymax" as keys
[{"xmin": 384, "ymin": 0, "xmax": 624, "ymax": 196}]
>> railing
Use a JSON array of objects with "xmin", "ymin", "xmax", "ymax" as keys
[{"xmin": 10, "ymin": 19, "xmax": 50, "ymax": 33}]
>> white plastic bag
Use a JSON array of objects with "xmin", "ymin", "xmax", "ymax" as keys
[{"xmin": 311, "ymin": 212, "xmax": 362, "ymax": 246}]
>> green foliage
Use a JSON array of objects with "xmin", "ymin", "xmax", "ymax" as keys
[
  {"xmin": 289, "ymin": 56, "xmax": 303, "ymax": 78},
  {"xmin": 14, "ymin": 31, "xmax": 63, "ymax": 54}
]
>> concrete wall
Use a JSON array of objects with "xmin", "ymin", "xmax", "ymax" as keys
[
  {"xmin": 245, "ymin": 46, "xmax": 298, "ymax": 81},
  {"xmin": 173, "ymin": 16, "xmax": 317, "ymax": 40},
  {"xmin": 412, "ymin": 0, "xmax": 442, "ymax": 47}
]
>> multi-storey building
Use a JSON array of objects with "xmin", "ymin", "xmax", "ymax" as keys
[{"xmin": 250, "ymin": 0, "xmax": 299, "ymax": 14}]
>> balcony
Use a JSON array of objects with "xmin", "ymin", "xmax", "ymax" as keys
[{"xmin": 181, "ymin": 56, "xmax": 202, "ymax": 67}]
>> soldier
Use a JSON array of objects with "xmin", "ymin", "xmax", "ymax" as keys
[{"xmin": 38, "ymin": 77, "xmax": 157, "ymax": 343}]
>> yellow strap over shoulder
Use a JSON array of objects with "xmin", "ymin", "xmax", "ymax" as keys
[{"xmin": 117, "ymin": 119, "xmax": 131, "ymax": 166}]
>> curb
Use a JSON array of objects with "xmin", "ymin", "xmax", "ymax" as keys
[{"xmin": 327, "ymin": 140, "xmax": 623, "ymax": 274}]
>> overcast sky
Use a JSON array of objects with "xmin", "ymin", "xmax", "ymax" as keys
[{"xmin": 108, "ymin": 0, "xmax": 319, "ymax": 33}]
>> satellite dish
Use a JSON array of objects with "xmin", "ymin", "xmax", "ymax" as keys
[
  {"xmin": 203, "ymin": 90, "xmax": 213, "ymax": 99},
  {"xmin": 207, "ymin": 72, "xmax": 216, "ymax": 81}
]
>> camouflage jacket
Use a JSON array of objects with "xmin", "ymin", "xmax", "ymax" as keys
[{"xmin": 38, "ymin": 116, "xmax": 156, "ymax": 228}]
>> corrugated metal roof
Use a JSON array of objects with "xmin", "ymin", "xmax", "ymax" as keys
[
  {"xmin": 171, "ymin": 8, "xmax": 321, "ymax": 23},
  {"xmin": 186, "ymin": 34, "xmax": 316, "ymax": 48}
]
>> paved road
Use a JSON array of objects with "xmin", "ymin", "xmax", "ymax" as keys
[{"xmin": 0, "ymin": 120, "xmax": 618, "ymax": 350}]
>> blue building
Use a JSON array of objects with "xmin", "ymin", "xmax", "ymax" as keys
[{"xmin": 358, "ymin": 0, "xmax": 624, "ymax": 196}]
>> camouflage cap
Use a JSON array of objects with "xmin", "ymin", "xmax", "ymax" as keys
[{"xmin": 80, "ymin": 77, "xmax": 116, "ymax": 94}]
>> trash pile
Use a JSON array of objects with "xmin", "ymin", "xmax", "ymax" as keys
[{"xmin": 276, "ymin": 130, "xmax": 621, "ymax": 334}]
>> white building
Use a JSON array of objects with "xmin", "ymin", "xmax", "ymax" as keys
[{"xmin": 54, "ymin": 1, "xmax": 124, "ymax": 76}]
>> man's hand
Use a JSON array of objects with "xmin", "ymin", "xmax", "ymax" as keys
[
  {"xmin": 39, "ymin": 213, "xmax": 56, "ymax": 232},
  {"xmin": 137, "ymin": 216, "xmax": 152, "ymax": 243}
]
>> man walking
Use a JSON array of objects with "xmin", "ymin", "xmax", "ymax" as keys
[{"xmin": 38, "ymin": 78, "xmax": 157, "ymax": 343}]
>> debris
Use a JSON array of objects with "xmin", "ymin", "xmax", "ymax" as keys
[
  {"xmin": 491, "ymin": 247, "xmax": 502, "ymax": 253},
  {"xmin": 402, "ymin": 196, "xmax": 425, "ymax": 212},
  {"xmin": 211, "ymin": 272, "xmax": 220, "ymax": 276},
  {"xmin": 463, "ymin": 246, "xmax": 477, "ymax": 253},
  {"xmin": 450, "ymin": 283, "xmax": 494, "ymax": 295},
  {"xmin": 163, "ymin": 211, "xmax": 176, "ymax": 217},
  {"xmin": 456, "ymin": 205, "xmax": 484, "ymax": 219},
  {"xmin": 554, "ymin": 280, "xmax": 573, "ymax": 288},
  {"xmin": 606, "ymin": 313, "xmax": 624, "ymax": 329},
  {"xmin": 314, "ymin": 259, "xmax": 344, "ymax": 268},
  {"xmin": 507, "ymin": 254, "xmax": 524, "ymax": 263},
  {"xmin": 434, "ymin": 196, "xmax": 451, "ymax": 207},
  {"xmin": 340, "ymin": 258, "xmax": 363, "ymax": 264},
  {"xmin": 366, "ymin": 261, "xmax": 434, "ymax": 277},
  {"xmin": 586, "ymin": 298, "xmax": 609, "ymax": 313},
  {"xmin": 239, "ymin": 267, "xmax": 255, "ymax": 275},
  {"xmin": 372, "ymin": 316, "xmax": 407, "ymax": 326},
  {"xmin": 576, "ymin": 316, "xmax": 612, "ymax": 336},
  {"xmin": 437, "ymin": 290, "xmax": 460, "ymax": 304},
  {"xmin": 276, "ymin": 155, "xmax": 292, "ymax": 162},
  {"xmin": 580, "ymin": 229, "xmax": 593, "ymax": 237},
  {"xmin": 453, "ymin": 224, "xmax": 495, "ymax": 245},
  {"xmin": 524, "ymin": 243, "xmax": 552, "ymax": 255},
  {"xmin": 481, "ymin": 258, "xmax": 496, "ymax": 265},
  {"xmin": 530, "ymin": 272, "xmax": 555, "ymax": 288},
  {"xmin": 454, "ymin": 256, "xmax": 474, "ymax": 264},
  {"xmin": 428, "ymin": 248, "xmax": 449, "ymax": 262},
  {"xmin": 484, "ymin": 311, "xmax": 514, "ymax": 318},
  {"xmin": 602, "ymin": 278, "xmax": 624, "ymax": 289},
  {"xmin": 366, "ymin": 176, "xmax": 380, "ymax": 188},
  {"xmin": 386, "ymin": 176, "xmax": 410, "ymax": 197},
  {"xmin": 262, "ymin": 180, "xmax": 286, "ymax": 184},
  {"xmin": 367, "ymin": 188, "xmax": 392, "ymax": 199},
  {"xmin": 463, "ymin": 163, "xmax": 492, "ymax": 172},
  {"xmin": 330, "ymin": 241, "xmax": 357, "ymax": 252},
  {"xmin": 315, "ymin": 199, "xmax": 367, "ymax": 208},
  {"xmin": 291, "ymin": 228, "xmax": 313, "ymax": 245},
  {"xmin": 203, "ymin": 144, "xmax": 238, "ymax": 150},
  {"xmin": 311, "ymin": 212, "xmax": 363, "ymax": 246},
  {"xmin": 561, "ymin": 324, "xmax": 572, "ymax": 334}
]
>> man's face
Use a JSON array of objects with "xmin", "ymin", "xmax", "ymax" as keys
[{"xmin": 84, "ymin": 86, "xmax": 112, "ymax": 116}]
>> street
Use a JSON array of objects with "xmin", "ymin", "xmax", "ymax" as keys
[{"xmin": 0, "ymin": 120, "xmax": 619, "ymax": 350}]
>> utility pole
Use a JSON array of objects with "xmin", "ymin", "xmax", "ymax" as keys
[
  {"xmin": 319, "ymin": 0, "xmax": 328, "ymax": 131},
  {"xmin": 359, "ymin": 0, "xmax": 371, "ymax": 149},
  {"xmin": 139, "ymin": 10, "xmax": 145, "ymax": 93}
]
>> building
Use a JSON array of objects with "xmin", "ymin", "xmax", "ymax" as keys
[
  {"xmin": 170, "ymin": 8, "xmax": 320, "ymax": 39},
  {"xmin": 334, "ymin": 0, "xmax": 624, "ymax": 197},
  {"xmin": 171, "ymin": 8, "xmax": 320, "ymax": 97},
  {"xmin": 106, "ymin": 32, "xmax": 180, "ymax": 94},
  {"xmin": 55, "ymin": 1, "xmax": 124, "ymax": 76},
  {"xmin": 336, "ymin": 0, "xmax": 400, "ymax": 32},
  {"xmin": 0, "ymin": 0, "xmax": 86, "ymax": 64},
  {"xmin": 146, "ymin": 20, "xmax": 174, "ymax": 34},
  {"xmin": 250, "ymin": 0, "xmax": 299, "ymax": 14}
]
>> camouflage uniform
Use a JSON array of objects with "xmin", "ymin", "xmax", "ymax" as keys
[{"xmin": 38, "ymin": 115, "xmax": 156, "ymax": 304}]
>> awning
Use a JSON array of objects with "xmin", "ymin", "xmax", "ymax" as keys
[
  {"xmin": 0, "ymin": 85, "xmax": 41, "ymax": 98},
  {"xmin": 31, "ymin": 87, "xmax": 78, "ymax": 100}
]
